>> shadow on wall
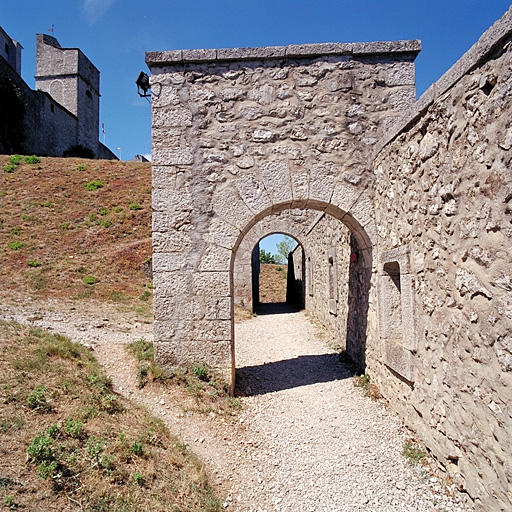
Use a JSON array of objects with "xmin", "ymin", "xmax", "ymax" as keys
[
  {"xmin": 345, "ymin": 234, "xmax": 371, "ymax": 373},
  {"xmin": 235, "ymin": 353, "xmax": 352, "ymax": 396},
  {"xmin": 287, "ymin": 249, "xmax": 305, "ymax": 309}
]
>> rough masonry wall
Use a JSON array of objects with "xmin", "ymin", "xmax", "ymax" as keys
[
  {"xmin": 291, "ymin": 213, "xmax": 351, "ymax": 343},
  {"xmin": 148, "ymin": 41, "xmax": 420, "ymax": 384},
  {"xmin": 0, "ymin": 54, "xmax": 78, "ymax": 156},
  {"xmin": 373, "ymin": 24, "xmax": 512, "ymax": 511}
]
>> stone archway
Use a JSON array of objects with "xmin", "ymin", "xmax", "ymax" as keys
[
  {"xmin": 147, "ymin": 39, "xmax": 420, "ymax": 389},
  {"xmin": 230, "ymin": 200, "xmax": 374, "ymax": 387},
  {"xmin": 233, "ymin": 209, "xmax": 318, "ymax": 310}
]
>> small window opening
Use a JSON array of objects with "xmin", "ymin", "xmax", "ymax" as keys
[
  {"xmin": 86, "ymin": 90, "xmax": 92, "ymax": 99},
  {"xmin": 382, "ymin": 261, "xmax": 402, "ymax": 340},
  {"xmin": 5, "ymin": 43, "xmax": 9, "ymax": 55}
]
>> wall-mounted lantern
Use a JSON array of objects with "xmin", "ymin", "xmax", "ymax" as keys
[{"xmin": 136, "ymin": 71, "xmax": 151, "ymax": 98}]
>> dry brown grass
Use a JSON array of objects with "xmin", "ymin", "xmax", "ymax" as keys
[
  {"xmin": 126, "ymin": 338, "xmax": 242, "ymax": 416},
  {"xmin": 0, "ymin": 156, "xmax": 152, "ymax": 309},
  {"xmin": 0, "ymin": 320, "xmax": 221, "ymax": 511},
  {"xmin": 258, "ymin": 263, "xmax": 288, "ymax": 303}
]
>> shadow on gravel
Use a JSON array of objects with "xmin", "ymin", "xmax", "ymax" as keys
[
  {"xmin": 254, "ymin": 303, "xmax": 300, "ymax": 316},
  {"xmin": 235, "ymin": 354, "xmax": 353, "ymax": 396}
]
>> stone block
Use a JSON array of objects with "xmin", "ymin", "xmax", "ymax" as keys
[
  {"xmin": 385, "ymin": 63, "xmax": 415, "ymax": 86},
  {"xmin": 153, "ymin": 270, "xmax": 190, "ymax": 297},
  {"xmin": 260, "ymin": 160, "xmax": 293, "ymax": 205},
  {"xmin": 153, "ymin": 231, "xmax": 192, "ymax": 253},
  {"xmin": 150, "ymin": 83, "xmax": 181, "ymax": 108},
  {"xmin": 212, "ymin": 188, "xmax": 254, "ymax": 231},
  {"xmin": 352, "ymin": 40, "xmax": 421, "ymax": 56},
  {"xmin": 326, "ymin": 181, "xmax": 361, "ymax": 218},
  {"xmin": 153, "ymin": 107, "xmax": 192, "ymax": 127},
  {"xmin": 204, "ymin": 217, "xmax": 241, "ymax": 250},
  {"xmin": 152, "ymin": 187, "xmax": 193, "ymax": 212},
  {"xmin": 154, "ymin": 295, "xmax": 231, "ymax": 322},
  {"xmin": 145, "ymin": 50, "xmax": 182, "ymax": 66},
  {"xmin": 383, "ymin": 339, "xmax": 413, "ymax": 382},
  {"xmin": 182, "ymin": 48, "xmax": 217, "ymax": 62},
  {"xmin": 152, "ymin": 254, "xmax": 189, "ymax": 273},
  {"xmin": 152, "ymin": 210, "xmax": 193, "ymax": 233},
  {"xmin": 235, "ymin": 173, "xmax": 273, "ymax": 214},
  {"xmin": 289, "ymin": 168, "xmax": 310, "ymax": 204},
  {"xmin": 349, "ymin": 194, "xmax": 376, "ymax": 235},
  {"xmin": 152, "ymin": 147, "xmax": 194, "ymax": 166},
  {"xmin": 285, "ymin": 42, "xmax": 353, "ymax": 57},
  {"xmin": 151, "ymin": 165, "xmax": 177, "ymax": 189},
  {"xmin": 193, "ymin": 271, "xmax": 230, "ymax": 297},
  {"xmin": 217, "ymin": 46, "xmax": 285, "ymax": 61},
  {"xmin": 198, "ymin": 244, "xmax": 232, "ymax": 271},
  {"xmin": 309, "ymin": 163, "xmax": 337, "ymax": 205},
  {"xmin": 154, "ymin": 320, "xmax": 177, "ymax": 342}
]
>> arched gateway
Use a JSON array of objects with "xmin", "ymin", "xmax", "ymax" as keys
[{"xmin": 146, "ymin": 40, "xmax": 421, "ymax": 388}]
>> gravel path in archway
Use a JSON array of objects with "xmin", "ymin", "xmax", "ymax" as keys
[{"xmin": 231, "ymin": 305, "xmax": 472, "ymax": 512}]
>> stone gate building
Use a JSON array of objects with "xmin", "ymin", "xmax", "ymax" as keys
[{"xmin": 146, "ymin": 7, "xmax": 512, "ymax": 511}]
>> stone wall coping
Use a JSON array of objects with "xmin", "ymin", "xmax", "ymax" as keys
[
  {"xmin": 374, "ymin": 5, "xmax": 512, "ymax": 157},
  {"xmin": 146, "ymin": 39, "xmax": 421, "ymax": 67}
]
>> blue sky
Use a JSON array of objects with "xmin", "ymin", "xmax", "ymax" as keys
[
  {"xmin": 1, "ymin": 1, "xmax": 509, "ymax": 161},
  {"xmin": 3, "ymin": 2, "xmax": 509, "ymax": 255}
]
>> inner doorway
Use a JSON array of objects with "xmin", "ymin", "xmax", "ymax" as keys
[{"xmin": 252, "ymin": 233, "xmax": 305, "ymax": 313}]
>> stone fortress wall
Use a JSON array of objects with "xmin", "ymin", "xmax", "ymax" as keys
[
  {"xmin": 0, "ymin": 28, "xmax": 115, "ymax": 159},
  {"xmin": 148, "ymin": 6, "xmax": 512, "ymax": 511},
  {"xmin": 147, "ymin": 38, "xmax": 420, "ymax": 383},
  {"xmin": 371, "ymin": 10, "xmax": 512, "ymax": 510}
]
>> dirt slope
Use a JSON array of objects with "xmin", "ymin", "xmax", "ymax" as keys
[
  {"xmin": 1, "ymin": 156, "xmax": 152, "ymax": 307},
  {"xmin": 259, "ymin": 263, "xmax": 288, "ymax": 303}
]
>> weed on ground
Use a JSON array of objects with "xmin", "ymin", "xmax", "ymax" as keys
[
  {"xmin": 126, "ymin": 339, "xmax": 241, "ymax": 417},
  {"xmin": 353, "ymin": 373, "xmax": 383, "ymax": 400}
]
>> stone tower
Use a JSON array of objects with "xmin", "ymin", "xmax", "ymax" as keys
[{"xmin": 34, "ymin": 34, "xmax": 100, "ymax": 154}]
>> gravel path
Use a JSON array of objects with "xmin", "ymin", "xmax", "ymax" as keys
[
  {"xmin": 0, "ymin": 298, "xmax": 473, "ymax": 511},
  {"xmin": 231, "ymin": 304, "xmax": 472, "ymax": 512}
]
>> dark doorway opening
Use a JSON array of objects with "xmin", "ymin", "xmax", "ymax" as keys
[{"xmin": 251, "ymin": 234, "xmax": 305, "ymax": 313}]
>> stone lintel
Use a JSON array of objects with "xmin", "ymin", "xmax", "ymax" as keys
[{"xmin": 145, "ymin": 39, "xmax": 421, "ymax": 67}]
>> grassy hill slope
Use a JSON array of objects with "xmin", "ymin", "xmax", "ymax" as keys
[
  {"xmin": 0, "ymin": 320, "xmax": 220, "ymax": 511},
  {"xmin": 1, "ymin": 156, "xmax": 152, "ymax": 307}
]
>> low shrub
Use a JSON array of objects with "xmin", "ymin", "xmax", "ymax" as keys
[
  {"xmin": 84, "ymin": 180, "xmax": 104, "ymax": 191},
  {"xmin": 8, "ymin": 241, "xmax": 25, "ymax": 251},
  {"xmin": 83, "ymin": 276, "xmax": 99, "ymax": 285},
  {"xmin": 24, "ymin": 155, "xmax": 41, "ymax": 164}
]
